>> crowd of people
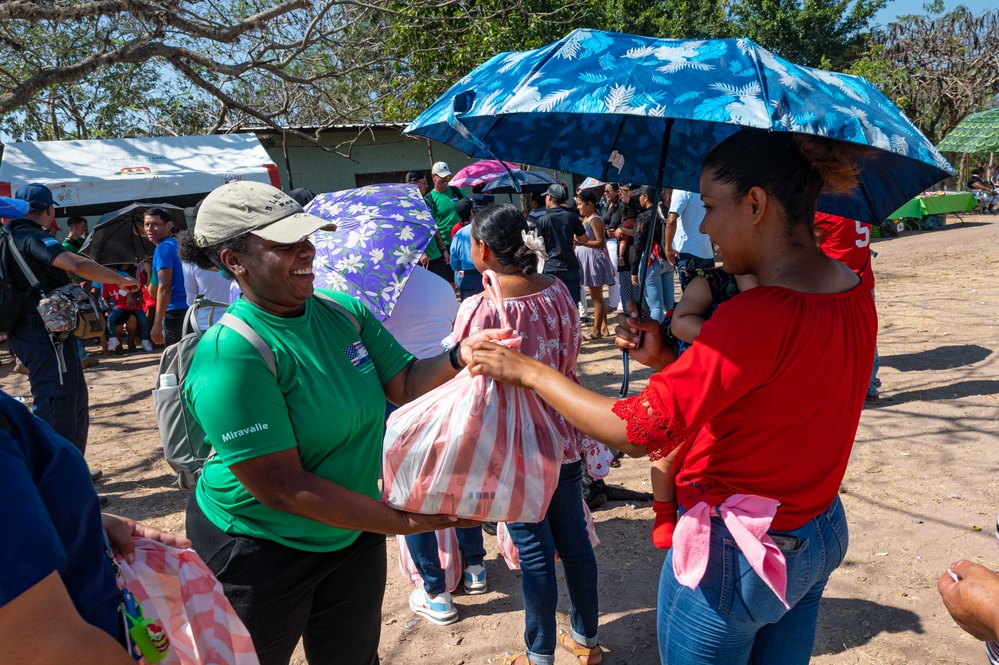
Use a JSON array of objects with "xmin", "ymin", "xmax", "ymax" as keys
[{"xmin": 0, "ymin": 131, "xmax": 996, "ymax": 665}]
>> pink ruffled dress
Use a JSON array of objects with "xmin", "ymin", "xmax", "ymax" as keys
[{"xmin": 451, "ymin": 277, "xmax": 610, "ymax": 472}]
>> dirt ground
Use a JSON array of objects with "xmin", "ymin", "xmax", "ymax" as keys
[{"xmin": 2, "ymin": 213, "xmax": 997, "ymax": 664}]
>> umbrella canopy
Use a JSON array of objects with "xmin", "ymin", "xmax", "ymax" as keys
[
  {"xmin": 0, "ymin": 196, "xmax": 29, "ymax": 218},
  {"xmin": 81, "ymin": 202, "xmax": 187, "ymax": 265},
  {"xmin": 578, "ymin": 177, "xmax": 606, "ymax": 190},
  {"xmin": 936, "ymin": 107, "xmax": 999, "ymax": 154},
  {"xmin": 483, "ymin": 170, "xmax": 558, "ymax": 194},
  {"xmin": 304, "ymin": 184, "xmax": 438, "ymax": 321},
  {"xmin": 450, "ymin": 160, "xmax": 520, "ymax": 188},
  {"xmin": 405, "ymin": 29, "xmax": 954, "ymax": 224}
]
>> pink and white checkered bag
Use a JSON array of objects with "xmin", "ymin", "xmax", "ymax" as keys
[
  {"xmin": 382, "ymin": 270, "xmax": 562, "ymax": 523},
  {"xmin": 114, "ymin": 538, "xmax": 258, "ymax": 665},
  {"xmin": 395, "ymin": 529, "xmax": 462, "ymax": 593},
  {"xmin": 496, "ymin": 503, "xmax": 601, "ymax": 570}
]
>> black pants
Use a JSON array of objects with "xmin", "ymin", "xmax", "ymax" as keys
[
  {"xmin": 8, "ymin": 320, "xmax": 89, "ymax": 454},
  {"xmin": 459, "ymin": 268, "xmax": 485, "ymax": 301},
  {"xmin": 186, "ymin": 495, "xmax": 386, "ymax": 665},
  {"xmin": 546, "ymin": 269, "xmax": 581, "ymax": 305},
  {"xmin": 162, "ymin": 307, "xmax": 189, "ymax": 347},
  {"xmin": 426, "ymin": 256, "xmax": 450, "ymax": 283}
]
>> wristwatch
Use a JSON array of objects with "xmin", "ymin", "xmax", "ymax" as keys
[{"xmin": 448, "ymin": 340, "xmax": 465, "ymax": 371}]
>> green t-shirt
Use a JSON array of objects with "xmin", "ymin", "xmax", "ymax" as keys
[
  {"xmin": 425, "ymin": 237, "xmax": 442, "ymax": 261},
  {"xmin": 61, "ymin": 237, "xmax": 84, "ymax": 282},
  {"xmin": 426, "ymin": 186, "xmax": 465, "ymax": 248},
  {"xmin": 185, "ymin": 289, "xmax": 414, "ymax": 552}
]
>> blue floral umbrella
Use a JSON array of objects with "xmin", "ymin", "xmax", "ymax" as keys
[
  {"xmin": 405, "ymin": 29, "xmax": 954, "ymax": 225},
  {"xmin": 406, "ymin": 29, "xmax": 956, "ymax": 395},
  {"xmin": 304, "ymin": 183, "xmax": 437, "ymax": 320}
]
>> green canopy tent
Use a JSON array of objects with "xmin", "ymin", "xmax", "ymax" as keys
[{"xmin": 937, "ymin": 107, "xmax": 999, "ymax": 153}]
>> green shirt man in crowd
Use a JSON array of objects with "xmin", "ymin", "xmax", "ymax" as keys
[{"xmin": 406, "ymin": 167, "xmax": 459, "ymax": 283}]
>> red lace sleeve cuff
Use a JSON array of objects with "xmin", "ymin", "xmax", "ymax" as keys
[{"xmin": 612, "ymin": 386, "xmax": 689, "ymax": 461}]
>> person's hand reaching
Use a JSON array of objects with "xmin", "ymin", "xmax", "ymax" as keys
[
  {"xmin": 938, "ymin": 559, "xmax": 999, "ymax": 642},
  {"xmin": 102, "ymin": 513, "xmax": 192, "ymax": 564}
]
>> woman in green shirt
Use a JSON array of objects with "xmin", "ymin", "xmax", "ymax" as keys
[{"xmin": 179, "ymin": 182, "xmax": 506, "ymax": 665}]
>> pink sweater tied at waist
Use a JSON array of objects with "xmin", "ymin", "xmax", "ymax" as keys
[{"xmin": 672, "ymin": 493, "xmax": 790, "ymax": 609}]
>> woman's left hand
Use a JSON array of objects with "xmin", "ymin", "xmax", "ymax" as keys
[
  {"xmin": 102, "ymin": 513, "xmax": 193, "ymax": 564},
  {"xmin": 458, "ymin": 327, "xmax": 514, "ymax": 367},
  {"xmin": 466, "ymin": 338, "xmax": 542, "ymax": 389}
]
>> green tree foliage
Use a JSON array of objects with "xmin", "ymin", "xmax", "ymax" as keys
[
  {"xmin": 0, "ymin": 18, "xmax": 166, "ymax": 141},
  {"xmin": 730, "ymin": 0, "xmax": 887, "ymax": 69},
  {"xmin": 607, "ymin": 0, "xmax": 730, "ymax": 40},
  {"xmin": 0, "ymin": 0, "xmax": 889, "ymax": 141},
  {"xmin": 848, "ymin": 6, "xmax": 999, "ymax": 143},
  {"xmin": 381, "ymin": 1, "xmax": 613, "ymax": 121}
]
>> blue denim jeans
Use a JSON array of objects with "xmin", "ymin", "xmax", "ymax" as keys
[
  {"xmin": 639, "ymin": 258, "xmax": 675, "ymax": 323},
  {"xmin": 76, "ymin": 335, "xmax": 88, "ymax": 360},
  {"xmin": 507, "ymin": 461, "xmax": 599, "ymax": 665},
  {"xmin": 107, "ymin": 308, "xmax": 151, "ymax": 341},
  {"xmin": 868, "ymin": 345, "xmax": 881, "ymax": 397},
  {"xmin": 404, "ymin": 528, "xmax": 485, "ymax": 596},
  {"xmin": 657, "ymin": 496, "xmax": 848, "ymax": 665}
]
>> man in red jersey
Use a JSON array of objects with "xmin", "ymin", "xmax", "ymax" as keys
[{"xmin": 815, "ymin": 212, "xmax": 880, "ymax": 404}]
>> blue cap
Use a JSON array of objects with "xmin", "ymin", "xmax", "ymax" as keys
[
  {"xmin": 14, "ymin": 183, "xmax": 55, "ymax": 210},
  {"xmin": 0, "ymin": 196, "xmax": 30, "ymax": 218}
]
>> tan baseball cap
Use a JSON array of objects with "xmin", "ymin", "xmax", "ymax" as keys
[{"xmin": 194, "ymin": 181, "xmax": 329, "ymax": 247}]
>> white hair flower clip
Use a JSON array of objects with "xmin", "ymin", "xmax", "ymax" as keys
[{"xmin": 521, "ymin": 229, "xmax": 548, "ymax": 260}]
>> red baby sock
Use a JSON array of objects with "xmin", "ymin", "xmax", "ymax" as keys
[{"xmin": 652, "ymin": 500, "xmax": 678, "ymax": 549}]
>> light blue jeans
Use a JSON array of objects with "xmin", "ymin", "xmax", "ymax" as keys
[
  {"xmin": 639, "ymin": 258, "xmax": 675, "ymax": 323},
  {"xmin": 868, "ymin": 289, "xmax": 881, "ymax": 397},
  {"xmin": 657, "ymin": 496, "xmax": 848, "ymax": 665},
  {"xmin": 507, "ymin": 461, "xmax": 599, "ymax": 665}
]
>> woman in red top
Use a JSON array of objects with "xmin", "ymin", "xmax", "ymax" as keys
[{"xmin": 468, "ymin": 130, "xmax": 877, "ymax": 665}]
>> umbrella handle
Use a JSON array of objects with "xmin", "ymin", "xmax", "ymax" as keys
[{"xmin": 618, "ymin": 349, "xmax": 630, "ymax": 398}]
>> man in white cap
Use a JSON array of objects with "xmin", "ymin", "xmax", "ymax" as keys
[{"xmin": 425, "ymin": 162, "xmax": 466, "ymax": 284}]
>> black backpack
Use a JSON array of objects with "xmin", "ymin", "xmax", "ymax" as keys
[{"xmin": 0, "ymin": 226, "xmax": 33, "ymax": 333}]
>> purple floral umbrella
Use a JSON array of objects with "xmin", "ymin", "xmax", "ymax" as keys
[{"xmin": 304, "ymin": 183, "xmax": 437, "ymax": 320}]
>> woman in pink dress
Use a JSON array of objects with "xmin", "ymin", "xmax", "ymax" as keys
[{"xmin": 456, "ymin": 203, "xmax": 602, "ymax": 665}]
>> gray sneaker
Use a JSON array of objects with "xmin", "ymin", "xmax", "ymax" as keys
[{"xmin": 463, "ymin": 564, "xmax": 487, "ymax": 595}]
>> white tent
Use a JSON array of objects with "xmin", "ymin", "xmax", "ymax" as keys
[{"xmin": 0, "ymin": 133, "xmax": 280, "ymax": 213}]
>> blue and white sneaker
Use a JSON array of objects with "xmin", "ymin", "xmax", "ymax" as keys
[
  {"xmin": 463, "ymin": 564, "xmax": 488, "ymax": 595},
  {"xmin": 409, "ymin": 588, "xmax": 458, "ymax": 625}
]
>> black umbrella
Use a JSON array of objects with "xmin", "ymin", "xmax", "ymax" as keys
[
  {"xmin": 80, "ymin": 202, "xmax": 187, "ymax": 265},
  {"xmin": 482, "ymin": 170, "xmax": 558, "ymax": 194}
]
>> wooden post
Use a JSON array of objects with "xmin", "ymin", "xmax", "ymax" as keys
[{"xmin": 282, "ymin": 131, "xmax": 294, "ymax": 190}]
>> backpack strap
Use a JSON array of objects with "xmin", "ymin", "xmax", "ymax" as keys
[
  {"xmin": 2, "ymin": 225, "xmax": 43, "ymax": 296},
  {"xmin": 184, "ymin": 296, "xmax": 231, "ymax": 338},
  {"xmin": 313, "ymin": 291, "xmax": 361, "ymax": 333},
  {"xmin": 218, "ymin": 313, "xmax": 278, "ymax": 378}
]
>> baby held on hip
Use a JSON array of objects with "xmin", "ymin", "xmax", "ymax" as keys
[{"xmin": 648, "ymin": 273, "xmax": 759, "ymax": 550}]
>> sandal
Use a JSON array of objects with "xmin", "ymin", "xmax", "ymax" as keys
[
  {"xmin": 500, "ymin": 653, "xmax": 532, "ymax": 665},
  {"xmin": 558, "ymin": 629, "xmax": 602, "ymax": 665}
]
